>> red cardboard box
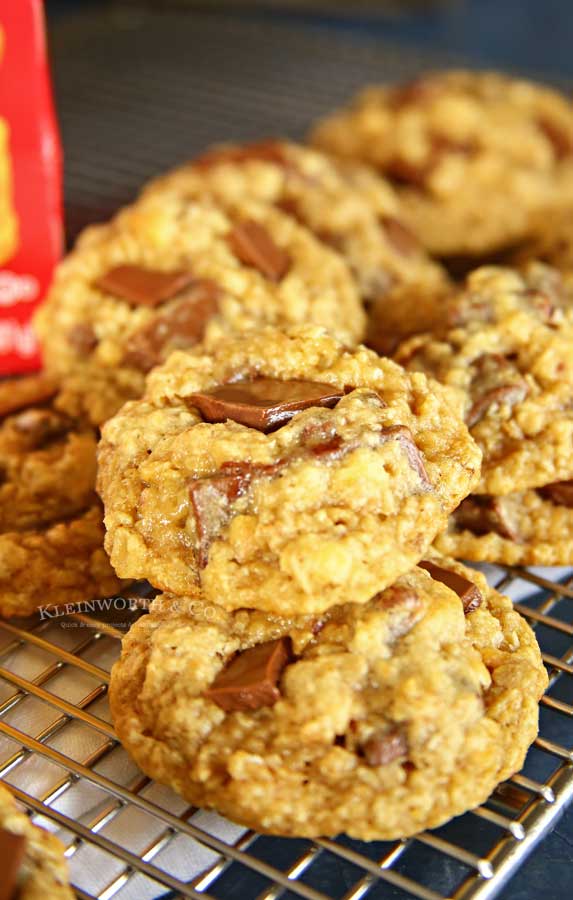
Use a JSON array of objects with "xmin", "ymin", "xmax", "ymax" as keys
[{"xmin": 0, "ymin": 0, "xmax": 62, "ymax": 374}]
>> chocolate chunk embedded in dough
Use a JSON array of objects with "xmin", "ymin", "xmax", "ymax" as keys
[
  {"xmin": 467, "ymin": 353, "xmax": 529, "ymax": 428},
  {"xmin": 189, "ymin": 379, "xmax": 343, "ymax": 433},
  {"xmin": 454, "ymin": 495, "xmax": 521, "ymax": 542},
  {"xmin": 205, "ymin": 638, "xmax": 292, "ymax": 712},
  {"xmin": 380, "ymin": 425, "xmax": 432, "ymax": 488},
  {"xmin": 95, "ymin": 265, "xmax": 194, "ymax": 308},
  {"xmin": 227, "ymin": 220, "xmax": 291, "ymax": 281},
  {"xmin": 538, "ymin": 480, "xmax": 573, "ymax": 508},
  {"xmin": 123, "ymin": 280, "xmax": 220, "ymax": 372},
  {"xmin": 419, "ymin": 559, "xmax": 482, "ymax": 614},
  {"xmin": 362, "ymin": 728, "xmax": 407, "ymax": 766}
]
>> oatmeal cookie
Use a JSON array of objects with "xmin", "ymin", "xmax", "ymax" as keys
[
  {"xmin": 110, "ymin": 559, "xmax": 546, "ymax": 840},
  {"xmin": 311, "ymin": 70, "xmax": 573, "ymax": 258},
  {"xmin": 0, "ymin": 782, "xmax": 73, "ymax": 899},
  {"xmin": 98, "ymin": 326, "xmax": 481, "ymax": 615},
  {"xmin": 0, "ymin": 375, "xmax": 124, "ymax": 617},
  {"xmin": 0, "ymin": 505, "xmax": 123, "ymax": 618},
  {"xmin": 143, "ymin": 140, "xmax": 449, "ymax": 351},
  {"xmin": 396, "ymin": 266, "xmax": 573, "ymax": 495},
  {"xmin": 36, "ymin": 191, "xmax": 365, "ymax": 425},
  {"xmin": 0, "ymin": 374, "xmax": 96, "ymax": 531},
  {"xmin": 436, "ymin": 485, "xmax": 573, "ymax": 565}
]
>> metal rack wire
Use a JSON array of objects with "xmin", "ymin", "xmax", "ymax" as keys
[{"xmin": 0, "ymin": 562, "xmax": 571, "ymax": 900}]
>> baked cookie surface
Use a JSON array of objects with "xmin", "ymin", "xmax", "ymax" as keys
[
  {"xmin": 0, "ymin": 374, "xmax": 96, "ymax": 531},
  {"xmin": 311, "ymin": 70, "xmax": 573, "ymax": 258},
  {"xmin": 143, "ymin": 139, "xmax": 449, "ymax": 351},
  {"xmin": 0, "ymin": 782, "xmax": 73, "ymax": 899},
  {"xmin": 110, "ymin": 559, "xmax": 546, "ymax": 840},
  {"xmin": 36, "ymin": 190, "xmax": 365, "ymax": 425},
  {"xmin": 98, "ymin": 326, "xmax": 481, "ymax": 614},
  {"xmin": 0, "ymin": 375, "xmax": 123, "ymax": 618},
  {"xmin": 396, "ymin": 266, "xmax": 573, "ymax": 496},
  {"xmin": 436, "ymin": 485, "xmax": 573, "ymax": 566}
]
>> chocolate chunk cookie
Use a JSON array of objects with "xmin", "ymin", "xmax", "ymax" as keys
[
  {"xmin": 311, "ymin": 70, "xmax": 573, "ymax": 258},
  {"xmin": 110, "ymin": 559, "xmax": 546, "ymax": 840},
  {"xmin": 35, "ymin": 190, "xmax": 365, "ymax": 425},
  {"xmin": 0, "ymin": 782, "xmax": 74, "ymax": 899},
  {"xmin": 98, "ymin": 326, "xmax": 481, "ymax": 615},
  {"xmin": 143, "ymin": 139, "xmax": 450, "ymax": 352},
  {"xmin": 396, "ymin": 266, "xmax": 573, "ymax": 496},
  {"xmin": 0, "ymin": 375, "xmax": 123, "ymax": 617}
]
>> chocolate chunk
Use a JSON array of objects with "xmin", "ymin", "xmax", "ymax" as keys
[
  {"xmin": 190, "ymin": 460, "xmax": 283, "ymax": 567},
  {"xmin": 537, "ymin": 116, "xmax": 573, "ymax": 160},
  {"xmin": 419, "ymin": 559, "xmax": 482, "ymax": 614},
  {"xmin": 189, "ymin": 472, "xmax": 248, "ymax": 568},
  {"xmin": 388, "ymin": 75, "xmax": 445, "ymax": 109},
  {"xmin": 12, "ymin": 409, "xmax": 71, "ymax": 449},
  {"xmin": 68, "ymin": 322, "xmax": 98, "ymax": 354},
  {"xmin": 123, "ymin": 280, "xmax": 220, "ymax": 372},
  {"xmin": 454, "ymin": 495, "xmax": 521, "ymax": 542},
  {"xmin": 0, "ymin": 374, "xmax": 58, "ymax": 420},
  {"xmin": 205, "ymin": 637, "xmax": 292, "ymax": 712},
  {"xmin": 0, "ymin": 825, "xmax": 26, "ymax": 900},
  {"xmin": 194, "ymin": 140, "xmax": 287, "ymax": 170},
  {"xmin": 189, "ymin": 379, "xmax": 343, "ymax": 433},
  {"xmin": 95, "ymin": 265, "xmax": 195, "ymax": 308},
  {"xmin": 538, "ymin": 480, "xmax": 573, "ymax": 508},
  {"xmin": 376, "ymin": 585, "xmax": 419, "ymax": 611},
  {"xmin": 466, "ymin": 354, "xmax": 529, "ymax": 428},
  {"xmin": 227, "ymin": 220, "xmax": 291, "ymax": 281},
  {"xmin": 380, "ymin": 425, "xmax": 432, "ymax": 489},
  {"xmin": 381, "ymin": 216, "xmax": 420, "ymax": 257},
  {"xmin": 362, "ymin": 728, "xmax": 407, "ymax": 766},
  {"xmin": 387, "ymin": 135, "xmax": 475, "ymax": 188}
]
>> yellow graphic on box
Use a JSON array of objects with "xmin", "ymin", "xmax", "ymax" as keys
[{"xmin": 0, "ymin": 27, "xmax": 19, "ymax": 266}]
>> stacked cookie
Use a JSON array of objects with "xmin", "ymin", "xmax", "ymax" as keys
[
  {"xmin": 0, "ymin": 374, "xmax": 122, "ymax": 618},
  {"xmin": 97, "ymin": 326, "xmax": 546, "ymax": 839},
  {"xmin": 25, "ymin": 69, "xmax": 568, "ymax": 840},
  {"xmin": 396, "ymin": 265, "xmax": 573, "ymax": 564}
]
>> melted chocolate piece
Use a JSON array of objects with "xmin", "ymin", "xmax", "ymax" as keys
[
  {"xmin": 205, "ymin": 637, "xmax": 292, "ymax": 711},
  {"xmin": 537, "ymin": 116, "xmax": 573, "ymax": 160},
  {"xmin": 68, "ymin": 322, "xmax": 98, "ymax": 354},
  {"xmin": 380, "ymin": 425, "xmax": 432, "ymax": 488},
  {"xmin": 189, "ymin": 472, "xmax": 248, "ymax": 568},
  {"xmin": 190, "ymin": 461, "xmax": 282, "ymax": 567},
  {"xmin": 123, "ymin": 280, "xmax": 220, "ymax": 372},
  {"xmin": 419, "ymin": 559, "xmax": 482, "ymax": 614},
  {"xmin": 95, "ymin": 265, "xmax": 195, "ymax": 308},
  {"xmin": 538, "ymin": 480, "xmax": 573, "ymax": 508},
  {"xmin": 227, "ymin": 220, "xmax": 291, "ymax": 281},
  {"xmin": 12, "ymin": 409, "xmax": 72, "ymax": 450},
  {"xmin": 376, "ymin": 585, "xmax": 419, "ymax": 611},
  {"xmin": 381, "ymin": 216, "xmax": 420, "ymax": 257},
  {"xmin": 387, "ymin": 75, "xmax": 445, "ymax": 109},
  {"xmin": 466, "ymin": 354, "xmax": 529, "ymax": 428},
  {"xmin": 189, "ymin": 379, "xmax": 343, "ymax": 433},
  {"xmin": 454, "ymin": 495, "xmax": 521, "ymax": 542},
  {"xmin": 0, "ymin": 374, "xmax": 58, "ymax": 420},
  {"xmin": 194, "ymin": 140, "xmax": 287, "ymax": 169},
  {"xmin": 362, "ymin": 728, "xmax": 407, "ymax": 766},
  {"xmin": 0, "ymin": 826, "xmax": 26, "ymax": 900}
]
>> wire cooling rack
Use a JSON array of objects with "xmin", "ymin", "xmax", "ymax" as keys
[{"xmin": 0, "ymin": 563, "xmax": 571, "ymax": 900}]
